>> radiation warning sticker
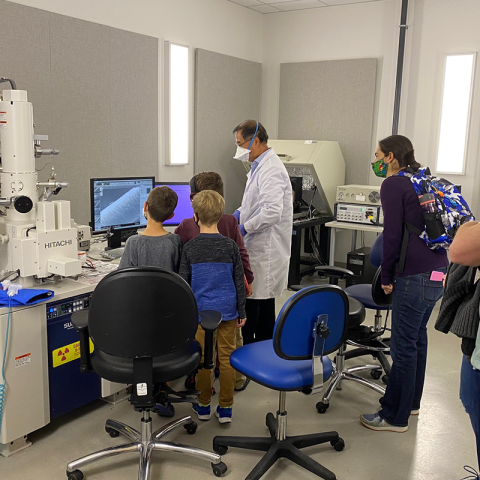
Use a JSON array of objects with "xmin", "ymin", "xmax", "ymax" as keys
[{"xmin": 52, "ymin": 339, "xmax": 94, "ymax": 368}]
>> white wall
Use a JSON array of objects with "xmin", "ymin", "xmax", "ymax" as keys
[
  {"xmin": 261, "ymin": 0, "xmax": 480, "ymax": 262},
  {"xmin": 7, "ymin": 0, "xmax": 264, "ymax": 182},
  {"xmin": 9, "ymin": 0, "xmax": 480, "ymax": 258},
  {"xmin": 261, "ymin": 0, "xmax": 398, "ymax": 262},
  {"xmin": 261, "ymin": 0, "xmax": 399, "ymax": 181},
  {"xmin": 402, "ymin": 0, "xmax": 480, "ymax": 214}
]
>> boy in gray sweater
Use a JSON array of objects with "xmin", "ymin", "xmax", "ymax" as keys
[{"xmin": 119, "ymin": 186, "xmax": 183, "ymax": 272}]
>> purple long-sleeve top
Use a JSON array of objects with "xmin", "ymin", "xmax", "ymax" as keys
[{"xmin": 380, "ymin": 175, "xmax": 448, "ymax": 285}]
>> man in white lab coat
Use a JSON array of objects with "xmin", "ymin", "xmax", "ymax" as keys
[{"xmin": 232, "ymin": 120, "xmax": 293, "ymax": 345}]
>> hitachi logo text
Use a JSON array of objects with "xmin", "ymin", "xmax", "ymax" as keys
[{"xmin": 44, "ymin": 240, "xmax": 73, "ymax": 249}]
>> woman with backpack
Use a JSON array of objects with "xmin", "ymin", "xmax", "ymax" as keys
[{"xmin": 360, "ymin": 134, "xmax": 449, "ymax": 432}]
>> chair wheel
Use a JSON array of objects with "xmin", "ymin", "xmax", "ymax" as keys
[
  {"xmin": 67, "ymin": 470, "xmax": 84, "ymax": 480},
  {"xmin": 184, "ymin": 421, "xmax": 197, "ymax": 435},
  {"xmin": 212, "ymin": 461, "xmax": 228, "ymax": 477},
  {"xmin": 370, "ymin": 370, "xmax": 382, "ymax": 380},
  {"xmin": 382, "ymin": 375, "xmax": 389, "ymax": 384},
  {"xmin": 266, "ymin": 412, "xmax": 276, "ymax": 437},
  {"xmin": 105, "ymin": 427, "xmax": 119, "ymax": 438},
  {"xmin": 316, "ymin": 402, "xmax": 329, "ymax": 414},
  {"xmin": 331, "ymin": 438, "xmax": 345, "ymax": 451},
  {"xmin": 213, "ymin": 444, "xmax": 228, "ymax": 455}
]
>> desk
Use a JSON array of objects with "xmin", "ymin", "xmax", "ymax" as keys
[
  {"xmin": 0, "ymin": 266, "xmax": 126, "ymax": 457},
  {"xmin": 288, "ymin": 215, "xmax": 333, "ymax": 287},
  {"xmin": 325, "ymin": 220, "xmax": 383, "ymax": 266}
]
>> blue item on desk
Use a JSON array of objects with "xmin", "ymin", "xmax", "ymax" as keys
[{"xmin": 0, "ymin": 288, "xmax": 54, "ymax": 307}]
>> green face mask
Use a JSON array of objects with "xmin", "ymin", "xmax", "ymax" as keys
[{"xmin": 372, "ymin": 157, "xmax": 389, "ymax": 178}]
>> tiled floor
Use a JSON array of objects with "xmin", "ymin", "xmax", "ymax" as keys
[{"xmin": 1, "ymin": 279, "xmax": 476, "ymax": 480}]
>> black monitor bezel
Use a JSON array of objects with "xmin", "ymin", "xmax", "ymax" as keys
[
  {"xmin": 90, "ymin": 176, "xmax": 155, "ymax": 234},
  {"xmin": 154, "ymin": 181, "xmax": 192, "ymax": 226}
]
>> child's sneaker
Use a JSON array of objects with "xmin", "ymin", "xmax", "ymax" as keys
[
  {"xmin": 192, "ymin": 403, "xmax": 211, "ymax": 421},
  {"xmin": 154, "ymin": 401, "xmax": 175, "ymax": 417},
  {"xmin": 215, "ymin": 405, "xmax": 232, "ymax": 424}
]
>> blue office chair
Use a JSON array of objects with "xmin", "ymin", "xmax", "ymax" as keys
[
  {"xmin": 315, "ymin": 233, "xmax": 392, "ymax": 413},
  {"xmin": 213, "ymin": 285, "xmax": 348, "ymax": 480}
]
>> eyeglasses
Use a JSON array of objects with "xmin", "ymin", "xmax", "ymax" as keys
[{"xmin": 235, "ymin": 137, "xmax": 253, "ymax": 147}]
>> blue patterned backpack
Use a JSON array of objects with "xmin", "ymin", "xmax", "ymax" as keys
[{"xmin": 398, "ymin": 167, "xmax": 475, "ymax": 251}]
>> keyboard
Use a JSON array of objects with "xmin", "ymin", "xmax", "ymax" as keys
[{"xmin": 100, "ymin": 247, "xmax": 125, "ymax": 260}]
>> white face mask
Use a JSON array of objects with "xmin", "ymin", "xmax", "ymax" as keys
[{"xmin": 233, "ymin": 145, "xmax": 251, "ymax": 162}]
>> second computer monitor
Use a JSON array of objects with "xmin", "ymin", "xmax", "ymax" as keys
[{"xmin": 155, "ymin": 182, "xmax": 193, "ymax": 226}]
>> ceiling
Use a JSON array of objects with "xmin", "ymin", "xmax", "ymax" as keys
[{"xmin": 226, "ymin": 0, "xmax": 388, "ymax": 14}]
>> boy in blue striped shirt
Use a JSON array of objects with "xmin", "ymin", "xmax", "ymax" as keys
[{"xmin": 179, "ymin": 190, "xmax": 246, "ymax": 423}]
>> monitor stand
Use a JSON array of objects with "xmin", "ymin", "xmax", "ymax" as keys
[
  {"xmin": 106, "ymin": 230, "xmax": 122, "ymax": 250},
  {"xmin": 106, "ymin": 228, "xmax": 138, "ymax": 250}
]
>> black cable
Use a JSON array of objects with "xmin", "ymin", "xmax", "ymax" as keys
[
  {"xmin": 36, "ymin": 163, "xmax": 52, "ymax": 173},
  {"xmin": 0, "ymin": 78, "xmax": 16, "ymax": 90},
  {"xmin": 307, "ymin": 186, "xmax": 317, "ymax": 219},
  {"xmin": 26, "ymin": 227, "xmax": 36, "ymax": 237}
]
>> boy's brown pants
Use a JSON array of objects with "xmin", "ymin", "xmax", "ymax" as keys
[{"xmin": 195, "ymin": 319, "xmax": 237, "ymax": 407}]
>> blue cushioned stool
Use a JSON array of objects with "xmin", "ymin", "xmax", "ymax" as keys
[{"xmin": 213, "ymin": 285, "xmax": 348, "ymax": 480}]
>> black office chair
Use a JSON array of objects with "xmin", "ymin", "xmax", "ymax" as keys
[{"xmin": 65, "ymin": 267, "xmax": 226, "ymax": 480}]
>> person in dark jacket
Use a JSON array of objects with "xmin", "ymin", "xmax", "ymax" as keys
[
  {"xmin": 448, "ymin": 221, "xmax": 480, "ymax": 477},
  {"xmin": 361, "ymin": 135, "xmax": 448, "ymax": 432}
]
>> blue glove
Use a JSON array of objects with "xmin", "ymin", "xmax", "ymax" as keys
[
  {"xmin": 239, "ymin": 224, "xmax": 247, "ymax": 237},
  {"xmin": 233, "ymin": 210, "xmax": 241, "ymax": 223}
]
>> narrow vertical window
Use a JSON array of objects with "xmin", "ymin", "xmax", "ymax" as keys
[
  {"xmin": 436, "ymin": 53, "xmax": 476, "ymax": 174},
  {"xmin": 166, "ymin": 43, "xmax": 189, "ymax": 165}
]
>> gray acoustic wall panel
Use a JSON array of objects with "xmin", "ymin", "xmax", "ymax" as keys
[
  {"xmin": 0, "ymin": 1, "xmax": 52, "ymax": 139},
  {"xmin": 278, "ymin": 58, "xmax": 377, "ymax": 185},
  {"xmin": 0, "ymin": 0, "xmax": 158, "ymax": 225},
  {"xmin": 195, "ymin": 49, "xmax": 262, "ymax": 214}
]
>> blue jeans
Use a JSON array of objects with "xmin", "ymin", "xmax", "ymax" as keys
[
  {"xmin": 379, "ymin": 269, "xmax": 445, "ymax": 427},
  {"xmin": 460, "ymin": 355, "xmax": 480, "ymax": 469}
]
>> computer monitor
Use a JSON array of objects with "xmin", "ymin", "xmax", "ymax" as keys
[
  {"xmin": 154, "ymin": 182, "xmax": 193, "ymax": 226},
  {"xmin": 90, "ymin": 176, "xmax": 155, "ymax": 248}
]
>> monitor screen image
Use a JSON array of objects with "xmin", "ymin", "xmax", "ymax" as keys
[
  {"xmin": 155, "ymin": 182, "xmax": 193, "ymax": 226},
  {"xmin": 91, "ymin": 177, "xmax": 155, "ymax": 233}
]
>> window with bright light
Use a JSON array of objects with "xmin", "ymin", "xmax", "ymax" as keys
[
  {"xmin": 166, "ymin": 43, "xmax": 189, "ymax": 165},
  {"xmin": 436, "ymin": 53, "xmax": 476, "ymax": 174}
]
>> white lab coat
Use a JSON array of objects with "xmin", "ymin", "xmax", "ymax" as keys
[{"xmin": 239, "ymin": 148, "xmax": 293, "ymax": 299}]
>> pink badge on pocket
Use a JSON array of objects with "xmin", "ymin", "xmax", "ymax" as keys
[{"xmin": 430, "ymin": 271, "xmax": 444, "ymax": 282}]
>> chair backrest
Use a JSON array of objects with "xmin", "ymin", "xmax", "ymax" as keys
[
  {"xmin": 88, "ymin": 267, "xmax": 198, "ymax": 358},
  {"xmin": 371, "ymin": 267, "xmax": 393, "ymax": 307},
  {"xmin": 273, "ymin": 285, "xmax": 348, "ymax": 360},
  {"xmin": 370, "ymin": 232, "xmax": 383, "ymax": 268}
]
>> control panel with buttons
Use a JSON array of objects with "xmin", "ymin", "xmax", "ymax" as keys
[
  {"xmin": 334, "ymin": 203, "xmax": 383, "ymax": 225},
  {"xmin": 47, "ymin": 294, "xmax": 91, "ymax": 320}
]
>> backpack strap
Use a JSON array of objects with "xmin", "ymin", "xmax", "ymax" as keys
[
  {"xmin": 397, "ymin": 222, "xmax": 422, "ymax": 274},
  {"xmin": 397, "ymin": 224, "xmax": 409, "ymax": 274}
]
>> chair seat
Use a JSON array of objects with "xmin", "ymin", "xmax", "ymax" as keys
[
  {"xmin": 230, "ymin": 340, "xmax": 333, "ymax": 391},
  {"xmin": 91, "ymin": 340, "xmax": 202, "ymax": 384},
  {"xmin": 347, "ymin": 297, "xmax": 365, "ymax": 328},
  {"xmin": 345, "ymin": 284, "xmax": 390, "ymax": 311}
]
